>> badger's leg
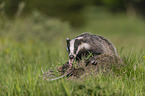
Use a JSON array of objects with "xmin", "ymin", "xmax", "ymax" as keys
[{"xmin": 85, "ymin": 55, "xmax": 98, "ymax": 66}]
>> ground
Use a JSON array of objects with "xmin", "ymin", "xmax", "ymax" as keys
[{"xmin": 48, "ymin": 54, "xmax": 124, "ymax": 80}]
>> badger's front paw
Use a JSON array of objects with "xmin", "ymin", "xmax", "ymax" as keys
[
  {"xmin": 85, "ymin": 58, "xmax": 98, "ymax": 66},
  {"xmin": 90, "ymin": 60, "xmax": 98, "ymax": 65}
]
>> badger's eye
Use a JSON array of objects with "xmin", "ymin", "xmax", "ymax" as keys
[{"xmin": 74, "ymin": 46, "xmax": 78, "ymax": 54}]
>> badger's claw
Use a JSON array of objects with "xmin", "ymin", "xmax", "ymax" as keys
[
  {"xmin": 85, "ymin": 58, "xmax": 98, "ymax": 66},
  {"xmin": 90, "ymin": 60, "xmax": 98, "ymax": 65}
]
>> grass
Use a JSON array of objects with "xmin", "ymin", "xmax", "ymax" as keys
[{"xmin": 0, "ymin": 7, "xmax": 145, "ymax": 95}]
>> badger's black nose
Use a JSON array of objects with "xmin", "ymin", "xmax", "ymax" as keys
[{"xmin": 69, "ymin": 55, "xmax": 74, "ymax": 59}]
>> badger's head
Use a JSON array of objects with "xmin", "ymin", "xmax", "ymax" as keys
[{"xmin": 66, "ymin": 37, "xmax": 90, "ymax": 64}]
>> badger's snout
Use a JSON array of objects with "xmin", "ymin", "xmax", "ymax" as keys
[
  {"xmin": 69, "ymin": 55, "xmax": 75, "ymax": 64},
  {"xmin": 69, "ymin": 55, "xmax": 74, "ymax": 59}
]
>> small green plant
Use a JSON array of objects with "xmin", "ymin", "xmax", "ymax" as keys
[{"xmin": 143, "ymin": 56, "xmax": 145, "ymax": 59}]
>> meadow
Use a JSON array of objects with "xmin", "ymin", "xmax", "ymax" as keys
[{"xmin": 0, "ymin": 7, "xmax": 145, "ymax": 95}]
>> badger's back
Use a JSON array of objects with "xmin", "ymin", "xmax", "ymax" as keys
[{"xmin": 75, "ymin": 33, "xmax": 118, "ymax": 57}]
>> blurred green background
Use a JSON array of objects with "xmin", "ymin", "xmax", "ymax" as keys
[{"xmin": 1, "ymin": 0, "xmax": 145, "ymax": 26}]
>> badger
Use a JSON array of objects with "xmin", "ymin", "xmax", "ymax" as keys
[{"xmin": 66, "ymin": 33, "xmax": 118, "ymax": 65}]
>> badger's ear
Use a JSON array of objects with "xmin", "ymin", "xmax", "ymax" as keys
[{"xmin": 66, "ymin": 38, "xmax": 70, "ymax": 42}]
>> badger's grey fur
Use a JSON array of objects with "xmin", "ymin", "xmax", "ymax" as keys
[{"xmin": 66, "ymin": 33, "xmax": 118, "ymax": 64}]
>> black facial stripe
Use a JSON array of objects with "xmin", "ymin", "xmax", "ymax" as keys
[
  {"xmin": 67, "ymin": 40, "xmax": 70, "ymax": 53},
  {"xmin": 74, "ymin": 39, "xmax": 82, "ymax": 54}
]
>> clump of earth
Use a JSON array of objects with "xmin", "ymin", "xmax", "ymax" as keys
[
  {"xmin": 57, "ymin": 54, "xmax": 124, "ymax": 79},
  {"xmin": 40, "ymin": 54, "xmax": 124, "ymax": 81}
]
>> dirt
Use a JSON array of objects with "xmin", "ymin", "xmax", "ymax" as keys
[{"xmin": 57, "ymin": 54, "xmax": 124, "ymax": 79}]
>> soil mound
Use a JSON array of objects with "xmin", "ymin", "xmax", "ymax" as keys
[{"xmin": 58, "ymin": 54, "xmax": 123, "ymax": 79}]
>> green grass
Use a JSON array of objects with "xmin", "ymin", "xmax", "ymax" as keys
[{"xmin": 0, "ymin": 8, "xmax": 145, "ymax": 95}]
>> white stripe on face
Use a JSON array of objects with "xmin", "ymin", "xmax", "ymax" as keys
[
  {"xmin": 69, "ymin": 39, "xmax": 75, "ymax": 55},
  {"xmin": 69, "ymin": 37, "xmax": 86, "ymax": 58}
]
